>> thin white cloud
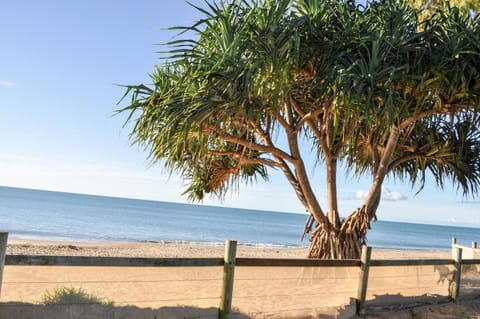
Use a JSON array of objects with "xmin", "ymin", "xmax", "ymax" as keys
[
  {"xmin": 355, "ymin": 187, "xmax": 407, "ymax": 202},
  {"xmin": 382, "ymin": 188, "xmax": 408, "ymax": 201},
  {"xmin": 355, "ymin": 189, "xmax": 368, "ymax": 200},
  {"xmin": 0, "ymin": 81, "xmax": 15, "ymax": 88}
]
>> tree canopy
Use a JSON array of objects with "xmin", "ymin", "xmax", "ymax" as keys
[
  {"xmin": 119, "ymin": 0, "xmax": 480, "ymax": 258},
  {"xmin": 409, "ymin": 0, "xmax": 480, "ymax": 15}
]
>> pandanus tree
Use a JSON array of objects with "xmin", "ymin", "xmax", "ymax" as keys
[
  {"xmin": 409, "ymin": 0, "xmax": 479, "ymax": 15},
  {"xmin": 119, "ymin": 0, "xmax": 480, "ymax": 259}
]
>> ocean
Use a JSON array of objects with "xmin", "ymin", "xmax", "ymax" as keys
[{"xmin": 1, "ymin": 186, "xmax": 479, "ymax": 251}]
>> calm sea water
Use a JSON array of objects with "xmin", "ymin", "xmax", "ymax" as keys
[{"xmin": 1, "ymin": 186, "xmax": 479, "ymax": 250}]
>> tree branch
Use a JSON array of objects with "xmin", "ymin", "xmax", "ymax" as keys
[
  {"xmin": 274, "ymin": 156, "xmax": 309, "ymax": 208},
  {"xmin": 388, "ymin": 151, "xmax": 427, "ymax": 171},
  {"xmin": 249, "ymin": 119, "xmax": 270, "ymax": 144},
  {"xmin": 203, "ymin": 126, "xmax": 296, "ymax": 163},
  {"xmin": 370, "ymin": 139, "xmax": 380, "ymax": 175},
  {"xmin": 306, "ymin": 119, "xmax": 323, "ymax": 142},
  {"xmin": 295, "ymin": 109, "xmax": 324, "ymax": 133},
  {"xmin": 288, "ymin": 92, "xmax": 306, "ymax": 117},
  {"xmin": 333, "ymin": 120, "xmax": 357, "ymax": 158},
  {"xmin": 210, "ymin": 151, "xmax": 281, "ymax": 168},
  {"xmin": 272, "ymin": 111, "xmax": 293, "ymax": 133},
  {"xmin": 363, "ymin": 125, "xmax": 401, "ymax": 219},
  {"xmin": 325, "ymin": 115, "xmax": 334, "ymax": 152},
  {"xmin": 284, "ymin": 102, "xmax": 294, "ymax": 127},
  {"xmin": 285, "ymin": 129, "xmax": 329, "ymax": 226},
  {"xmin": 399, "ymin": 108, "xmax": 450, "ymax": 130}
]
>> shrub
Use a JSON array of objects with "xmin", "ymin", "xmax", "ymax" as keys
[{"xmin": 41, "ymin": 286, "xmax": 114, "ymax": 306}]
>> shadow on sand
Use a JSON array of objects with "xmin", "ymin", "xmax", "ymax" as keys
[
  {"xmin": 0, "ymin": 301, "xmax": 252, "ymax": 319},
  {"xmin": 0, "ymin": 300, "xmax": 364, "ymax": 319},
  {"xmin": 5, "ymin": 291, "xmax": 477, "ymax": 318}
]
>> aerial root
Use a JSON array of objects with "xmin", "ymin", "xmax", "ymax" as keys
[{"xmin": 308, "ymin": 206, "xmax": 371, "ymax": 259}]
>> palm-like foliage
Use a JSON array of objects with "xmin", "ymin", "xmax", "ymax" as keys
[
  {"xmin": 408, "ymin": 0, "xmax": 480, "ymax": 16},
  {"xmin": 119, "ymin": 0, "xmax": 480, "ymax": 258}
]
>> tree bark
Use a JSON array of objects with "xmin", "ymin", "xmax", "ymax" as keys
[
  {"xmin": 326, "ymin": 157, "xmax": 340, "ymax": 229},
  {"xmin": 286, "ymin": 130, "xmax": 330, "ymax": 228},
  {"xmin": 364, "ymin": 126, "xmax": 400, "ymax": 218}
]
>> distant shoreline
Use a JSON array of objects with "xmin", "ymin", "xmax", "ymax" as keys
[
  {"xmin": 6, "ymin": 238, "xmax": 451, "ymax": 260},
  {"xmin": 2, "ymin": 186, "xmax": 480, "ymax": 252},
  {"xmin": 5, "ymin": 233, "xmax": 453, "ymax": 252},
  {"xmin": 3, "ymin": 185, "xmax": 480, "ymax": 230},
  {"xmin": 6, "ymin": 234, "xmax": 309, "ymax": 249}
]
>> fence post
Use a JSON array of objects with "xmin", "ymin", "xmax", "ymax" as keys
[
  {"xmin": 472, "ymin": 242, "xmax": 477, "ymax": 249},
  {"xmin": 0, "ymin": 232, "xmax": 8, "ymax": 297},
  {"xmin": 451, "ymin": 237, "xmax": 457, "ymax": 259},
  {"xmin": 356, "ymin": 245, "xmax": 372, "ymax": 316},
  {"xmin": 219, "ymin": 240, "xmax": 237, "ymax": 319},
  {"xmin": 450, "ymin": 246, "xmax": 463, "ymax": 302}
]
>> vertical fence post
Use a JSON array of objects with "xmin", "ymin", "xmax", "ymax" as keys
[
  {"xmin": 0, "ymin": 232, "xmax": 8, "ymax": 297},
  {"xmin": 356, "ymin": 245, "xmax": 372, "ymax": 316},
  {"xmin": 451, "ymin": 237, "xmax": 457, "ymax": 259},
  {"xmin": 451, "ymin": 246, "xmax": 463, "ymax": 302},
  {"xmin": 219, "ymin": 240, "xmax": 237, "ymax": 319},
  {"xmin": 472, "ymin": 242, "xmax": 477, "ymax": 249}
]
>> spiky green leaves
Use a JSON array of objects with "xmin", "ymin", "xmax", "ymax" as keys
[{"xmin": 119, "ymin": 0, "xmax": 480, "ymax": 204}]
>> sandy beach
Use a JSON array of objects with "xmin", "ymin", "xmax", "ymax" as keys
[
  {"xmin": 5, "ymin": 238, "xmax": 453, "ymax": 259},
  {"xmin": 2, "ymin": 239, "xmax": 480, "ymax": 319}
]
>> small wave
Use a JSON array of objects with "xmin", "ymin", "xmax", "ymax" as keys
[
  {"xmin": 138, "ymin": 240, "xmax": 226, "ymax": 247},
  {"xmin": 136, "ymin": 239, "xmax": 306, "ymax": 249},
  {"xmin": 238, "ymin": 241, "xmax": 305, "ymax": 249}
]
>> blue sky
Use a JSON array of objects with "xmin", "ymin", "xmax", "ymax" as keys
[{"xmin": 1, "ymin": 1, "xmax": 479, "ymax": 227}]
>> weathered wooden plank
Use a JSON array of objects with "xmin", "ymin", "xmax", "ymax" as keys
[
  {"xmin": 6, "ymin": 254, "xmax": 470, "ymax": 268},
  {"xmin": 235, "ymin": 258, "xmax": 361, "ymax": 267},
  {"xmin": 460, "ymin": 259, "xmax": 480, "ymax": 265},
  {"xmin": 0, "ymin": 232, "xmax": 8, "ymax": 297},
  {"xmin": 356, "ymin": 246, "xmax": 372, "ymax": 316},
  {"xmin": 4, "ymin": 255, "xmax": 224, "ymax": 267},
  {"xmin": 219, "ymin": 240, "xmax": 237, "ymax": 319},
  {"xmin": 451, "ymin": 247, "xmax": 463, "ymax": 302},
  {"xmin": 8, "ymin": 254, "xmax": 463, "ymax": 268},
  {"xmin": 370, "ymin": 259, "xmax": 453, "ymax": 267}
]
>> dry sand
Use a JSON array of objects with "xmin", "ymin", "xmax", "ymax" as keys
[
  {"xmin": 1, "ymin": 239, "xmax": 479, "ymax": 319},
  {"xmin": 5, "ymin": 238, "xmax": 454, "ymax": 259},
  {"xmin": 6, "ymin": 238, "xmax": 308, "ymax": 259}
]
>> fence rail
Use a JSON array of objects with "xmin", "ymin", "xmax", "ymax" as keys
[
  {"xmin": 4, "ymin": 255, "xmax": 465, "ymax": 268},
  {"xmin": 1, "ymin": 233, "xmax": 480, "ymax": 318},
  {"xmin": 236, "ymin": 258, "xmax": 361, "ymax": 267},
  {"xmin": 370, "ymin": 259, "xmax": 454, "ymax": 267},
  {"xmin": 5, "ymin": 255, "xmax": 224, "ymax": 267}
]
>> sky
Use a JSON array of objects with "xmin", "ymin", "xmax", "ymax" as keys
[{"xmin": 1, "ymin": 1, "xmax": 479, "ymax": 227}]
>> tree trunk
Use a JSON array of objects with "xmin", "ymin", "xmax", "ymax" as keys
[
  {"xmin": 326, "ymin": 158, "xmax": 340, "ymax": 229},
  {"xmin": 308, "ymin": 206, "xmax": 372, "ymax": 259},
  {"xmin": 307, "ymin": 126, "xmax": 400, "ymax": 259}
]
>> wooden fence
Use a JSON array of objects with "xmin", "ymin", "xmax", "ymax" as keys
[{"xmin": 0, "ymin": 232, "xmax": 479, "ymax": 318}]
